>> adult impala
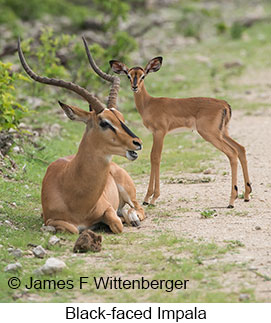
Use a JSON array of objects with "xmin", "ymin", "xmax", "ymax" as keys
[
  {"xmin": 110, "ymin": 57, "xmax": 252, "ymax": 208},
  {"xmin": 18, "ymin": 38, "xmax": 145, "ymax": 234}
]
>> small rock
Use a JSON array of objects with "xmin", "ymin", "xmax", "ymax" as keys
[
  {"xmin": 203, "ymin": 169, "xmax": 212, "ymax": 174},
  {"xmin": 4, "ymin": 262, "xmax": 22, "ymax": 272},
  {"xmin": 239, "ymin": 293, "xmax": 250, "ymax": 301},
  {"xmin": 224, "ymin": 61, "xmax": 243, "ymax": 69},
  {"xmin": 12, "ymin": 291, "xmax": 22, "ymax": 300},
  {"xmin": 13, "ymin": 146, "xmax": 20, "ymax": 153},
  {"xmin": 195, "ymin": 55, "xmax": 210, "ymax": 64},
  {"xmin": 40, "ymin": 225, "xmax": 56, "ymax": 234},
  {"xmin": 4, "ymin": 220, "xmax": 12, "ymax": 225},
  {"xmin": 37, "ymin": 257, "xmax": 66, "ymax": 274},
  {"xmin": 26, "ymin": 97, "xmax": 44, "ymax": 109},
  {"xmin": 255, "ymin": 226, "xmax": 261, "ymax": 230},
  {"xmin": 173, "ymin": 75, "xmax": 186, "ymax": 82},
  {"xmin": 50, "ymin": 123, "xmax": 61, "ymax": 136},
  {"xmin": 8, "ymin": 248, "xmax": 23, "ymax": 258},
  {"xmin": 11, "ymin": 202, "xmax": 17, "ymax": 207},
  {"xmin": 48, "ymin": 235, "xmax": 60, "ymax": 246},
  {"xmin": 32, "ymin": 245, "xmax": 47, "ymax": 259}
]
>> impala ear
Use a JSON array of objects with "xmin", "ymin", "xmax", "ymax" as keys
[
  {"xmin": 58, "ymin": 101, "xmax": 91, "ymax": 123},
  {"xmin": 109, "ymin": 60, "xmax": 129, "ymax": 75},
  {"xmin": 145, "ymin": 56, "xmax": 163, "ymax": 74}
]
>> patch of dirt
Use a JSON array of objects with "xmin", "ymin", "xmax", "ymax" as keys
[{"xmin": 135, "ymin": 109, "xmax": 271, "ymax": 302}]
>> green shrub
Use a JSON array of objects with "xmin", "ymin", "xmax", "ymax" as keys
[
  {"xmin": 23, "ymin": 28, "xmax": 137, "ymax": 97},
  {"xmin": 230, "ymin": 22, "xmax": 244, "ymax": 39},
  {"xmin": 0, "ymin": 62, "xmax": 29, "ymax": 131}
]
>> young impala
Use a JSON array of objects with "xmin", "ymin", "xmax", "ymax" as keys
[
  {"xmin": 18, "ymin": 38, "xmax": 145, "ymax": 234},
  {"xmin": 110, "ymin": 57, "xmax": 252, "ymax": 208}
]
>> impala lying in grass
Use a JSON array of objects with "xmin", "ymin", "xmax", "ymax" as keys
[{"xmin": 18, "ymin": 38, "xmax": 145, "ymax": 234}]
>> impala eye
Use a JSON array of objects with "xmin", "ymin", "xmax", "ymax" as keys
[
  {"xmin": 141, "ymin": 75, "xmax": 145, "ymax": 80},
  {"xmin": 99, "ymin": 120, "xmax": 116, "ymax": 133},
  {"xmin": 99, "ymin": 120, "xmax": 109, "ymax": 128}
]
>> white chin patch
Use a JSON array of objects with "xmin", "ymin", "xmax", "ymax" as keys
[
  {"xmin": 126, "ymin": 151, "xmax": 133, "ymax": 160},
  {"xmin": 126, "ymin": 151, "xmax": 137, "ymax": 161}
]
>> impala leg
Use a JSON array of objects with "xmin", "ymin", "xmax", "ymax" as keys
[
  {"xmin": 131, "ymin": 199, "xmax": 145, "ymax": 221},
  {"xmin": 103, "ymin": 206, "xmax": 123, "ymax": 234},
  {"xmin": 143, "ymin": 164, "xmax": 155, "ymax": 205},
  {"xmin": 46, "ymin": 219, "xmax": 79, "ymax": 234},
  {"xmin": 115, "ymin": 169, "xmax": 145, "ymax": 225},
  {"xmin": 144, "ymin": 131, "xmax": 165, "ymax": 205},
  {"xmin": 198, "ymin": 130, "xmax": 238, "ymax": 208},
  {"xmin": 223, "ymin": 131, "xmax": 252, "ymax": 201}
]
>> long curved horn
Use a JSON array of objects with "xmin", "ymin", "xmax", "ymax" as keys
[
  {"xmin": 82, "ymin": 36, "xmax": 120, "ymax": 109},
  {"xmin": 18, "ymin": 38, "xmax": 104, "ymax": 114}
]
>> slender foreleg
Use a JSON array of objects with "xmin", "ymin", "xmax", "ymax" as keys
[{"xmin": 144, "ymin": 131, "xmax": 165, "ymax": 205}]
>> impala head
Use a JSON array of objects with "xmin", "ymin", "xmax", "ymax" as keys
[
  {"xmin": 109, "ymin": 57, "xmax": 163, "ymax": 93},
  {"xmin": 18, "ymin": 37, "xmax": 142, "ymax": 161},
  {"xmin": 58, "ymin": 102, "xmax": 142, "ymax": 160}
]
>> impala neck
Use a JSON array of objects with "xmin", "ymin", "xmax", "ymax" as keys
[
  {"xmin": 133, "ymin": 83, "xmax": 152, "ymax": 115},
  {"xmin": 68, "ymin": 129, "xmax": 111, "ymax": 201}
]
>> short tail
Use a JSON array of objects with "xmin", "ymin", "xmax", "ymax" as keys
[{"xmin": 219, "ymin": 103, "xmax": 232, "ymax": 131}]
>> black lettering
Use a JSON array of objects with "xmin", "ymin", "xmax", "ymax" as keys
[
  {"xmin": 66, "ymin": 307, "xmax": 75, "ymax": 319},
  {"xmin": 79, "ymin": 277, "xmax": 89, "ymax": 289}
]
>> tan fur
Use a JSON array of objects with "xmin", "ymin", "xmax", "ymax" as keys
[
  {"xmin": 42, "ymin": 105, "xmax": 145, "ymax": 233},
  {"xmin": 18, "ymin": 39, "xmax": 145, "ymax": 232},
  {"xmin": 111, "ymin": 58, "xmax": 251, "ymax": 208}
]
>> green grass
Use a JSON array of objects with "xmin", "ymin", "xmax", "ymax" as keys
[{"xmin": 0, "ymin": 228, "xmax": 248, "ymax": 302}]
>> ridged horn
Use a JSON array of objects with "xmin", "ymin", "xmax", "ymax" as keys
[{"xmin": 18, "ymin": 38, "xmax": 104, "ymax": 114}]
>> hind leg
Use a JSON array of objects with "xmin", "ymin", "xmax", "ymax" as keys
[
  {"xmin": 223, "ymin": 129, "xmax": 252, "ymax": 201},
  {"xmin": 198, "ymin": 129, "xmax": 239, "ymax": 207},
  {"xmin": 103, "ymin": 206, "xmax": 123, "ymax": 234},
  {"xmin": 46, "ymin": 219, "xmax": 79, "ymax": 234}
]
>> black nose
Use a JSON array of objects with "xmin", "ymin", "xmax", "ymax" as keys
[
  {"xmin": 132, "ymin": 86, "xmax": 138, "ymax": 91},
  {"xmin": 133, "ymin": 140, "xmax": 142, "ymax": 150}
]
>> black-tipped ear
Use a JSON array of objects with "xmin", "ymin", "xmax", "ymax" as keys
[
  {"xmin": 109, "ymin": 60, "xmax": 128, "ymax": 75},
  {"xmin": 58, "ymin": 101, "xmax": 90, "ymax": 123},
  {"xmin": 89, "ymin": 104, "xmax": 92, "ymax": 111},
  {"xmin": 58, "ymin": 101, "xmax": 76, "ymax": 120},
  {"xmin": 145, "ymin": 56, "xmax": 163, "ymax": 74}
]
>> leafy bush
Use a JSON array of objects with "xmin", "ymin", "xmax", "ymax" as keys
[
  {"xmin": 35, "ymin": 28, "xmax": 72, "ymax": 78},
  {"xmin": 0, "ymin": 62, "xmax": 29, "ymax": 131},
  {"xmin": 0, "ymin": 0, "xmax": 132, "ymax": 30},
  {"xmin": 230, "ymin": 22, "xmax": 244, "ymax": 39},
  {"xmin": 23, "ymin": 28, "xmax": 137, "ymax": 96}
]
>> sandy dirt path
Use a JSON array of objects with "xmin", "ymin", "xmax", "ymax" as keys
[{"xmin": 135, "ymin": 109, "xmax": 271, "ymax": 301}]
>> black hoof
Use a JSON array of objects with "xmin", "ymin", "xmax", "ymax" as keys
[
  {"xmin": 227, "ymin": 205, "xmax": 234, "ymax": 209},
  {"xmin": 143, "ymin": 202, "xmax": 149, "ymax": 206},
  {"xmin": 244, "ymin": 199, "xmax": 249, "ymax": 202}
]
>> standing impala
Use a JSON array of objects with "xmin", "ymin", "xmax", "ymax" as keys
[
  {"xmin": 110, "ymin": 57, "xmax": 252, "ymax": 208},
  {"xmin": 18, "ymin": 39, "xmax": 145, "ymax": 234}
]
